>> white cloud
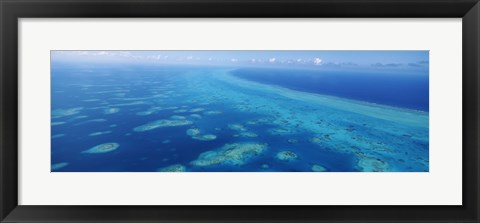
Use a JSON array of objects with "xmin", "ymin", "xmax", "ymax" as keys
[
  {"xmin": 313, "ymin": 58, "xmax": 322, "ymax": 65},
  {"xmin": 269, "ymin": 58, "xmax": 276, "ymax": 63},
  {"xmin": 119, "ymin": 51, "xmax": 130, "ymax": 56},
  {"xmin": 231, "ymin": 58, "xmax": 238, "ymax": 62}
]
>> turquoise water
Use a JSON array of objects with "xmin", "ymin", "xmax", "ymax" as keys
[{"xmin": 51, "ymin": 63, "xmax": 429, "ymax": 172}]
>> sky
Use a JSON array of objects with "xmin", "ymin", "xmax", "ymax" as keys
[{"xmin": 51, "ymin": 50, "xmax": 429, "ymax": 73}]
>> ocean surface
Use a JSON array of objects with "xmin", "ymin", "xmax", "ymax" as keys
[
  {"xmin": 232, "ymin": 68, "xmax": 429, "ymax": 111},
  {"xmin": 51, "ymin": 63, "xmax": 429, "ymax": 172}
]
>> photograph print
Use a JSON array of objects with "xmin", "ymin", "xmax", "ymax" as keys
[{"xmin": 51, "ymin": 50, "xmax": 429, "ymax": 172}]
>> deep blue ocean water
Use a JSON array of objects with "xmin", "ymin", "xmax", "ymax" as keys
[
  {"xmin": 232, "ymin": 68, "xmax": 429, "ymax": 111},
  {"xmin": 51, "ymin": 63, "xmax": 429, "ymax": 172}
]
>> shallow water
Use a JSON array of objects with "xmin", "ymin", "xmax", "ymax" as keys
[{"xmin": 51, "ymin": 63, "xmax": 429, "ymax": 172}]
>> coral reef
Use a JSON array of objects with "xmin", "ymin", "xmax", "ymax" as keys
[
  {"xmin": 191, "ymin": 143, "xmax": 268, "ymax": 166},
  {"xmin": 82, "ymin": 142, "xmax": 120, "ymax": 154},
  {"xmin": 276, "ymin": 151, "xmax": 298, "ymax": 161}
]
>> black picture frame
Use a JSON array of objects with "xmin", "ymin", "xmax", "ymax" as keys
[{"xmin": 1, "ymin": 0, "xmax": 479, "ymax": 222}]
